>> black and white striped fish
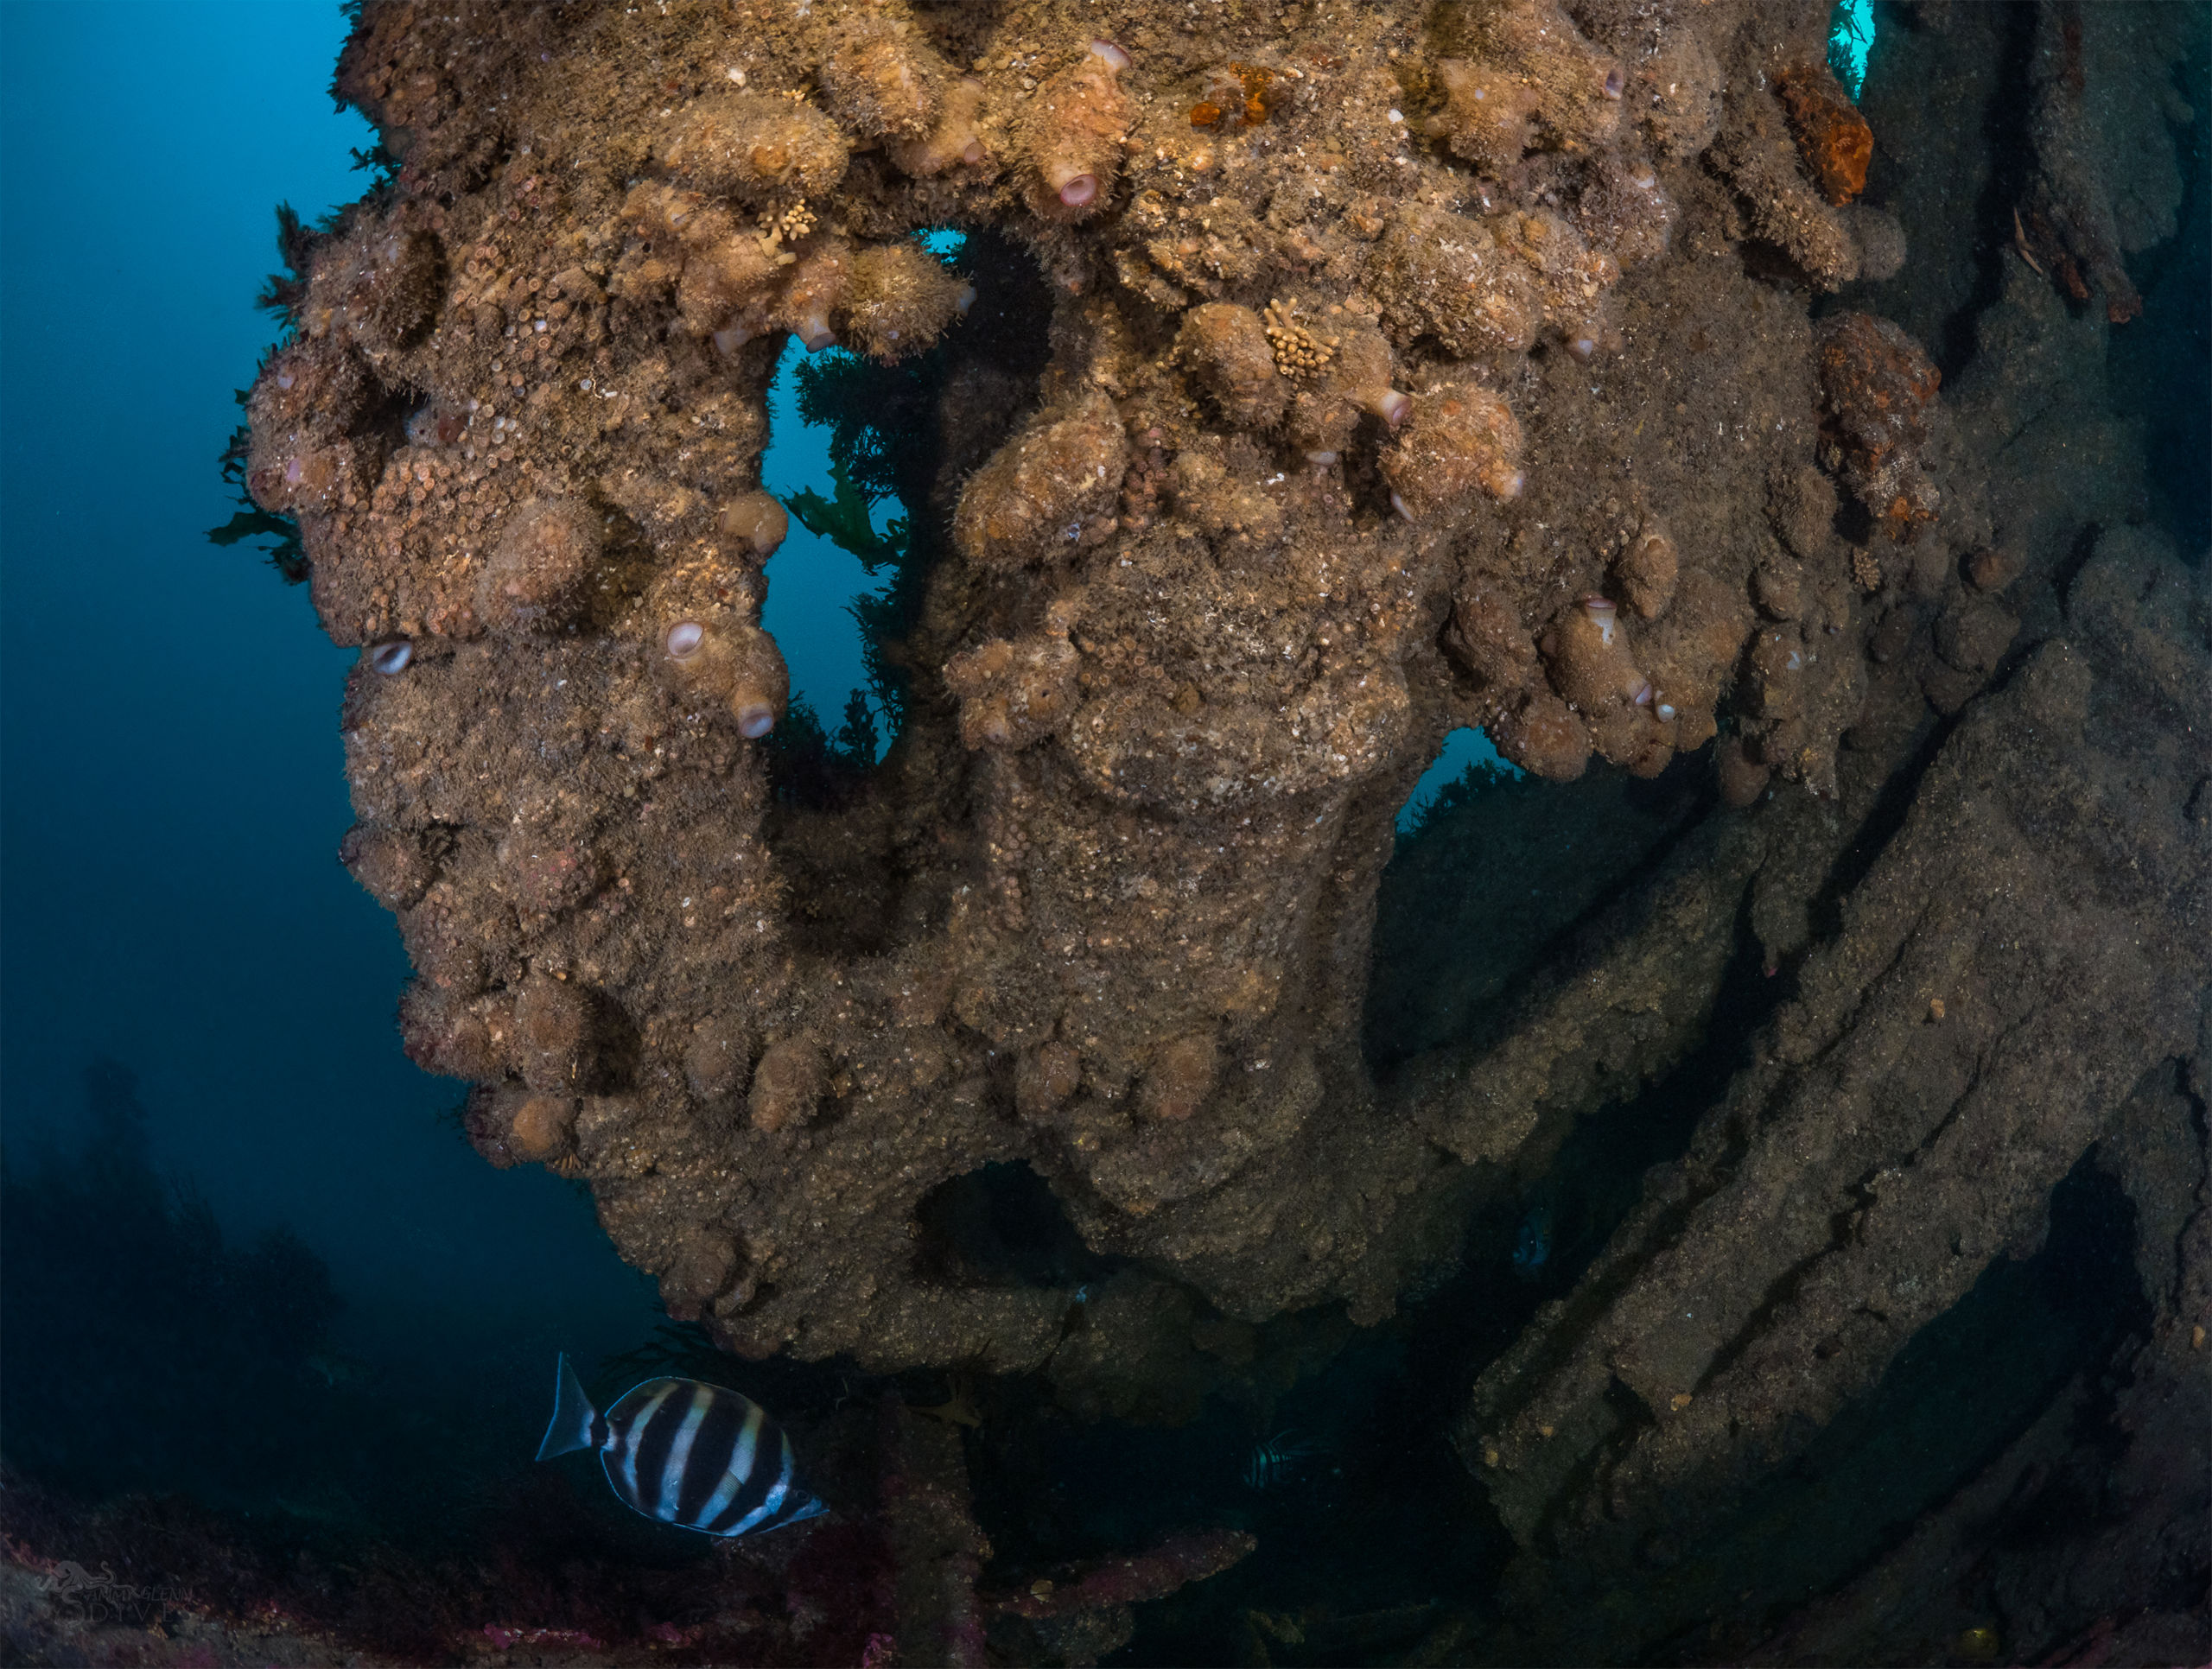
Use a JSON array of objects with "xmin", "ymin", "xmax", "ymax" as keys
[{"xmin": 535, "ymin": 1354, "xmax": 827, "ymax": 1537}]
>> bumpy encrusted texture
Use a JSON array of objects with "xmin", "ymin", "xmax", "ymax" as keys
[
  {"xmin": 264, "ymin": 0, "xmax": 2014, "ymax": 1374},
  {"xmin": 1453, "ymin": 532, "xmax": 2212, "ymax": 1664}
]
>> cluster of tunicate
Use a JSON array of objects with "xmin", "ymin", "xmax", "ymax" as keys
[
  {"xmin": 1016, "ymin": 41, "xmax": 1129, "ymax": 217},
  {"xmin": 943, "ymin": 604, "xmax": 1081, "ymax": 751},
  {"xmin": 1426, "ymin": 0, "xmax": 1623, "ymax": 161},
  {"xmin": 951, "ymin": 394, "xmax": 1129, "ymax": 568}
]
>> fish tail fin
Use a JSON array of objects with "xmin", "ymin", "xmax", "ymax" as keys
[{"xmin": 535, "ymin": 1352, "xmax": 600, "ymax": 1461}]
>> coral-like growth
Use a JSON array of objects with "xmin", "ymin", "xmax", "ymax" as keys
[
  {"xmin": 477, "ymin": 497, "xmax": 602, "ymax": 631},
  {"xmin": 1423, "ymin": 60, "xmax": 1542, "ymax": 174},
  {"xmin": 1613, "ymin": 522, "xmax": 1678, "ymax": 619},
  {"xmin": 774, "ymin": 236, "xmax": 854, "ymax": 352},
  {"xmin": 1637, "ymin": 34, "xmax": 1724, "ymax": 159},
  {"xmin": 1370, "ymin": 206, "xmax": 1538, "ymax": 357},
  {"xmin": 1176, "ymin": 302, "xmax": 1287, "ymax": 429},
  {"xmin": 1492, "ymin": 689, "xmax": 1592, "ymax": 781},
  {"xmin": 1543, "ymin": 596, "xmax": 1645, "ymax": 712},
  {"xmin": 1429, "ymin": 0, "xmax": 1623, "ymax": 158},
  {"xmin": 1017, "ymin": 41, "xmax": 1130, "ymax": 219},
  {"xmin": 514, "ymin": 971, "xmax": 594, "ymax": 1093},
  {"xmin": 944, "ymin": 611, "xmax": 1080, "ymax": 751},
  {"xmin": 820, "ymin": 16, "xmax": 949, "ymax": 144},
  {"xmin": 1141, "ymin": 1031, "xmax": 1222, "ymax": 1123},
  {"xmin": 330, "ymin": 225, "xmax": 447, "ymax": 359},
  {"xmin": 507, "ymin": 1091, "xmax": 578, "ymax": 1163},
  {"xmin": 1382, "ymin": 382, "xmax": 1524, "ymax": 520},
  {"xmin": 951, "ymin": 394, "xmax": 1128, "ymax": 568},
  {"xmin": 749, "ymin": 1036, "xmax": 825, "ymax": 1133},
  {"xmin": 1325, "ymin": 326, "xmax": 1409, "ymax": 428},
  {"xmin": 1541, "ymin": 597, "xmax": 1667, "ymax": 772},
  {"xmin": 842, "ymin": 243, "xmax": 972, "ymax": 362},
  {"xmin": 1637, "ymin": 570, "xmax": 1751, "ymax": 758},
  {"xmin": 664, "ymin": 90, "xmax": 850, "ymax": 204}
]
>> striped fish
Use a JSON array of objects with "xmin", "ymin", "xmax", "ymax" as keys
[{"xmin": 535, "ymin": 1354, "xmax": 827, "ymax": 1537}]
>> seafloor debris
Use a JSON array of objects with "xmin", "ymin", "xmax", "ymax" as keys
[{"xmin": 2018, "ymin": 0, "xmax": 2152, "ymax": 324}]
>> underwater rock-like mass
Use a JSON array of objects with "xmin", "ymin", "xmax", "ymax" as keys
[{"xmin": 245, "ymin": 3, "xmax": 2208, "ymax": 1653}]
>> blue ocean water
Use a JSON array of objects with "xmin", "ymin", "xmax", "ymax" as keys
[
  {"xmin": 760, "ymin": 338, "xmax": 896, "ymax": 742},
  {"xmin": 0, "ymin": 0, "xmax": 651, "ymax": 1453},
  {"xmin": 1395, "ymin": 725, "xmax": 1518, "ymax": 833}
]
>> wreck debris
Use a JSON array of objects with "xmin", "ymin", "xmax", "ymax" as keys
[
  {"xmin": 234, "ymin": 22, "xmax": 2211, "ymax": 1666},
  {"xmin": 281, "ymin": 0, "xmax": 1808, "ymax": 1376},
  {"xmin": 1452, "ymin": 528, "xmax": 2212, "ymax": 1664},
  {"xmin": 2019, "ymin": 0, "xmax": 2147, "ymax": 324}
]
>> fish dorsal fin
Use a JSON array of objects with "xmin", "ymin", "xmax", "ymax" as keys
[{"xmin": 535, "ymin": 1352, "xmax": 601, "ymax": 1461}]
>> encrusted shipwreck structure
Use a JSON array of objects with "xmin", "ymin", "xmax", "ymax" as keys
[{"xmin": 246, "ymin": 0, "xmax": 2205, "ymax": 1649}]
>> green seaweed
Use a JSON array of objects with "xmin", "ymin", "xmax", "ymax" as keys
[
  {"xmin": 211, "ymin": 386, "xmax": 308, "ymax": 586},
  {"xmin": 1827, "ymin": 0, "xmax": 1872, "ymax": 99},
  {"xmin": 770, "ymin": 332, "xmax": 963, "ymax": 771},
  {"xmin": 783, "ymin": 452, "xmax": 909, "ymax": 571}
]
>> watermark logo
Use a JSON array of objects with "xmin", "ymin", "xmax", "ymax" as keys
[{"xmin": 31, "ymin": 1558, "xmax": 190, "ymax": 1624}]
